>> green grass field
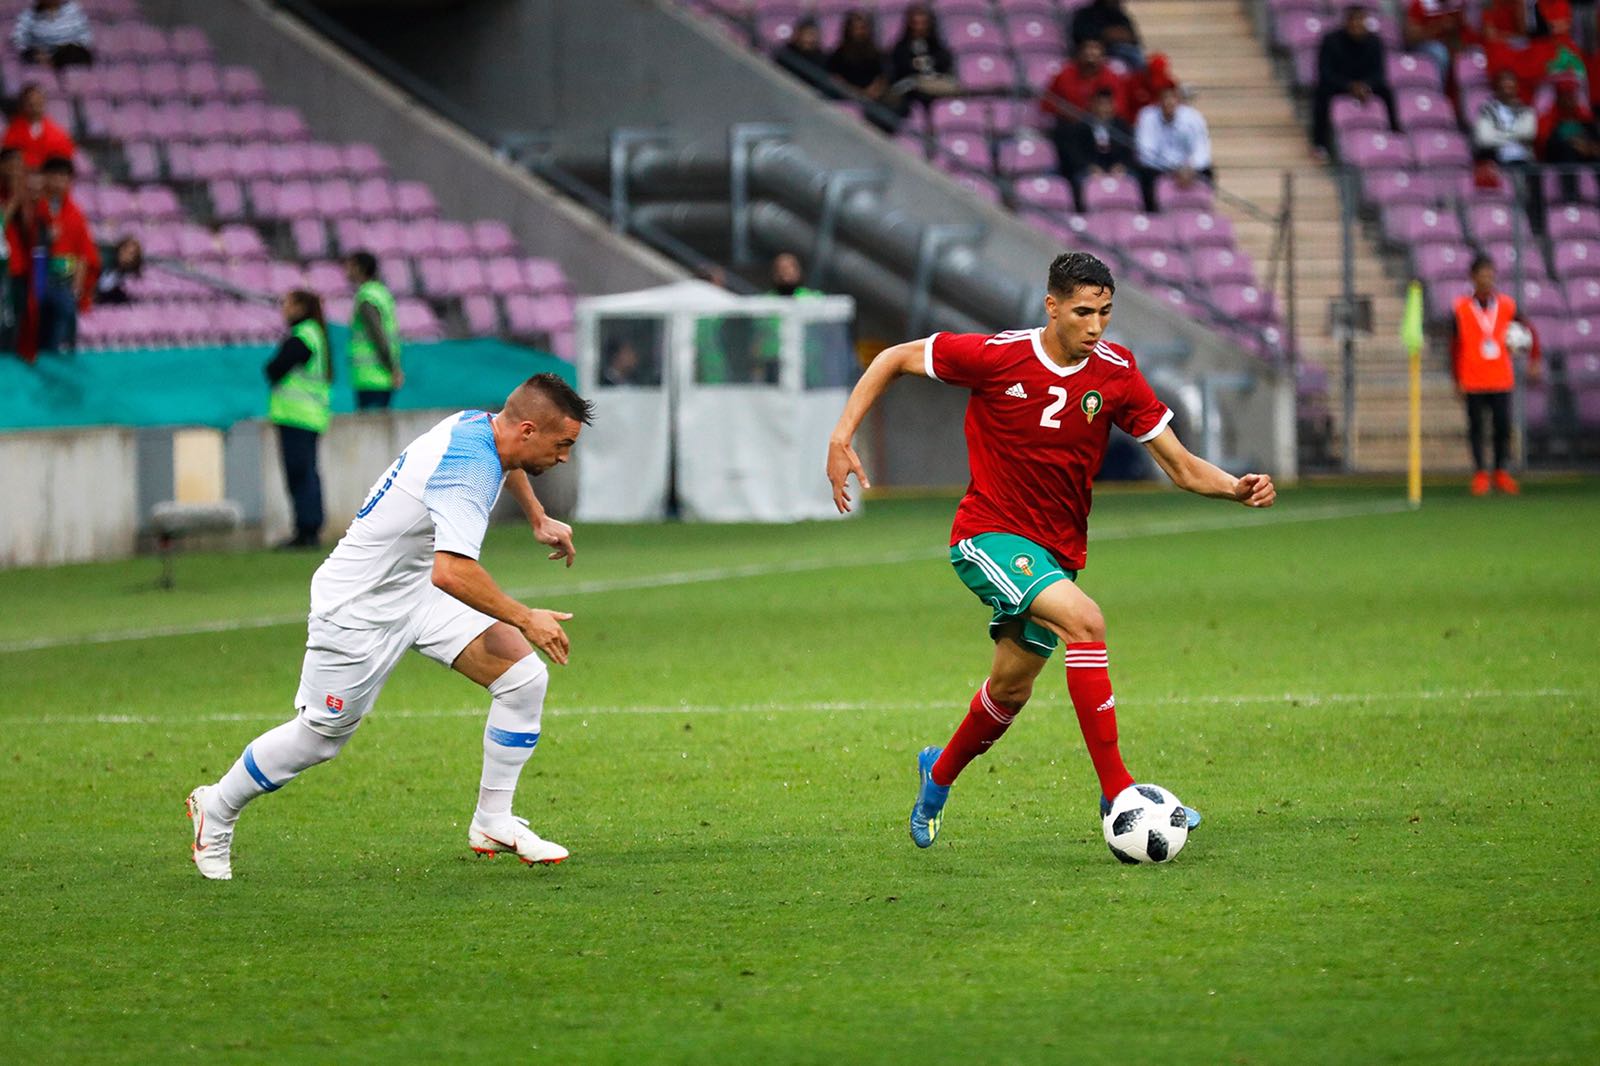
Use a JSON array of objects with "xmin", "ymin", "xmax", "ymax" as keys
[{"xmin": 2, "ymin": 481, "xmax": 1597, "ymax": 1064}]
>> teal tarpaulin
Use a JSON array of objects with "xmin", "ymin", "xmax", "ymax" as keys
[{"xmin": 0, "ymin": 333, "xmax": 574, "ymax": 430}]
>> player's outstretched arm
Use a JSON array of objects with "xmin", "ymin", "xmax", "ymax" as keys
[
  {"xmin": 432, "ymin": 550, "xmax": 573, "ymax": 664},
  {"xmin": 826, "ymin": 339, "xmax": 930, "ymax": 513},
  {"xmin": 1143, "ymin": 427, "xmax": 1275, "ymax": 508},
  {"xmin": 504, "ymin": 468, "xmax": 576, "ymax": 567}
]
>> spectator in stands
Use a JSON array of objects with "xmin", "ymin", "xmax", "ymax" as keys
[
  {"xmin": 1475, "ymin": 70, "xmax": 1539, "ymax": 165},
  {"xmin": 827, "ymin": 10, "xmax": 891, "ymax": 116},
  {"xmin": 264, "ymin": 289, "xmax": 332, "ymax": 549},
  {"xmin": 773, "ymin": 17, "xmax": 836, "ymax": 99},
  {"xmin": 1481, "ymin": 0, "xmax": 1582, "ymax": 98},
  {"xmin": 0, "ymin": 146, "xmax": 25, "ymax": 352},
  {"xmin": 769, "ymin": 251, "xmax": 823, "ymax": 298},
  {"xmin": 601, "ymin": 336, "xmax": 642, "ymax": 387},
  {"xmin": 1057, "ymin": 87, "xmax": 1135, "ymax": 209},
  {"xmin": 1452, "ymin": 254, "xmax": 1537, "ymax": 495},
  {"xmin": 93, "ymin": 235, "xmax": 141, "ymax": 305},
  {"xmin": 1070, "ymin": 0, "xmax": 1145, "ymax": 70},
  {"xmin": 888, "ymin": 4, "xmax": 957, "ymax": 115},
  {"xmin": 12, "ymin": 0, "xmax": 92, "ymax": 70},
  {"xmin": 1537, "ymin": 73, "xmax": 1600, "ymax": 200},
  {"xmin": 37, "ymin": 154, "xmax": 95, "ymax": 352},
  {"xmin": 344, "ymin": 250, "xmax": 403, "ymax": 410},
  {"xmin": 1403, "ymin": 1, "xmax": 1469, "ymax": 84},
  {"xmin": 2, "ymin": 83, "xmax": 74, "ymax": 168},
  {"xmin": 1312, "ymin": 5, "xmax": 1400, "ymax": 158},
  {"xmin": 1134, "ymin": 85, "xmax": 1212, "ymax": 212},
  {"xmin": 1043, "ymin": 38, "xmax": 1130, "ymax": 136}
]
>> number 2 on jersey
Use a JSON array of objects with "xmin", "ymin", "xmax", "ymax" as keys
[{"xmin": 1039, "ymin": 386, "xmax": 1069, "ymax": 429}]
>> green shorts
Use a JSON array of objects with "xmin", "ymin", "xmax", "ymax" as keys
[{"xmin": 950, "ymin": 532, "xmax": 1077, "ymax": 658}]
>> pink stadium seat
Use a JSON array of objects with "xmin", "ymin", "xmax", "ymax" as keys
[
  {"xmin": 266, "ymin": 106, "xmax": 310, "ymax": 141},
  {"xmin": 393, "ymin": 181, "xmax": 439, "ymax": 217},
  {"xmin": 928, "ymin": 98, "xmax": 987, "ymax": 134},
  {"xmin": 355, "ymin": 177, "xmax": 397, "ymax": 219},
  {"xmin": 1155, "ymin": 175, "xmax": 1213, "ymax": 211},
  {"xmin": 124, "ymin": 141, "xmax": 161, "ymax": 182},
  {"xmin": 995, "ymin": 132, "xmax": 1055, "ymax": 176},
  {"xmin": 1127, "ymin": 247, "xmax": 1192, "ymax": 285},
  {"xmin": 1173, "ymin": 210, "xmax": 1236, "ymax": 249},
  {"xmin": 470, "ymin": 220, "xmax": 517, "ymax": 256},
  {"xmin": 955, "ymin": 51, "xmax": 1016, "ymax": 94},
  {"xmin": 340, "ymin": 143, "xmax": 387, "ymax": 179},
  {"xmin": 1564, "ymin": 277, "xmax": 1600, "ymax": 315},
  {"xmin": 1553, "ymin": 240, "xmax": 1600, "ymax": 279},
  {"xmin": 1481, "ymin": 240, "xmax": 1548, "ymax": 279},
  {"xmin": 1192, "ymin": 246, "xmax": 1257, "ymax": 286},
  {"xmin": 380, "ymin": 257, "xmax": 415, "ymax": 296},
  {"xmin": 291, "ymin": 218, "xmax": 327, "ymax": 260},
  {"xmin": 140, "ymin": 61, "xmax": 182, "ymax": 98},
  {"xmin": 181, "ymin": 62, "xmax": 222, "ymax": 100},
  {"xmin": 485, "ymin": 256, "xmax": 526, "ymax": 296},
  {"xmin": 169, "ymin": 25, "xmax": 212, "ymax": 60},
  {"xmin": 397, "ymin": 298, "xmax": 443, "ymax": 340},
  {"xmin": 1013, "ymin": 174, "xmax": 1073, "ymax": 212},
  {"xmin": 463, "ymin": 294, "xmax": 500, "ymax": 335},
  {"xmin": 522, "ymin": 258, "xmax": 569, "ymax": 294},
  {"xmin": 1081, "ymin": 173, "xmax": 1142, "ymax": 213},
  {"xmin": 1006, "ymin": 13, "xmax": 1065, "ymax": 54},
  {"xmin": 219, "ymin": 224, "xmax": 268, "ymax": 260},
  {"xmin": 1109, "ymin": 213, "xmax": 1178, "ymax": 251},
  {"xmin": 313, "ymin": 179, "xmax": 359, "ymax": 219},
  {"xmin": 306, "ymin": 261, "xmax": 350, "ymax": 296},
  {"xmin": 400, "ymin": 221, "xmax": 440, "ymax": 259},
  {"xmin": 435, "ymin": 221, "xmax": 473, "ymax": 257},
  {"xmin": 1384, "ymin": 205, "xmax": 1463, "ymax": 246},
  {"xmin": 221, "ymin": 66, "xmax": 266, "ymax": 102},
  {"xmin": 936, "ymin": 131, "xmax": 989, "ymax": 171},
  {"xmin": 1331, "ymin": 95, "xmax": 1389, "ymax": 134}
]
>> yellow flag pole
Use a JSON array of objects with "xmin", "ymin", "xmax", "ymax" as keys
[{"xmin": 1400, "ymin": 281, "xmax": 1425, "ymax": 509}]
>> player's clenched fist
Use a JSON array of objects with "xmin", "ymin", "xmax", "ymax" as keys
[{"xmin": 1234, "ymin": 473, "xmax": 1275, "ymax": 508}]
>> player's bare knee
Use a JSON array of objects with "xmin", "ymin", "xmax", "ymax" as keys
[
  {"xmin": 1068, "ymin": 600, "xmax": 1106, "ymax": 643},
  {"xmin": 988, "ymin": 675, "xmax": 1034, "ymax": 707}
]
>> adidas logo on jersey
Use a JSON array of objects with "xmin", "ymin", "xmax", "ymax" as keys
[{"xmin": 1005, "ymin": 383, "xmax": 1028, "ymax": 399}]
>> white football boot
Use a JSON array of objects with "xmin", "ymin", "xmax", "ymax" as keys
[
  {"xmin": 468, "ymin": 814, "xmax": 568, "ymax": 865},
  {"xmin": 186, "ymin": 786, "xmax": 234, "ymax": 880}
]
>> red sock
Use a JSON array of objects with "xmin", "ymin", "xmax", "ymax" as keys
[
  {"xmin": 1064, "ymin": 641, "xmax": 1135, "ymax": 799},
  {"xmin": 930, "ymin": 681, "xmax": 1020, "ymax": 786}
]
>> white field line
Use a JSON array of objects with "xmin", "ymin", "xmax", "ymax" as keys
[
  {"xmin": 6, "ymin": 686, "xmax": 1584, "ymax": 729},
  {"xmin": 0, "ymin": 499, "xmax": 1409, "ymax": 655}
]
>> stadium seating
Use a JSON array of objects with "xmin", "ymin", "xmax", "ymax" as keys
[
  {"xmin": 678, "ymin": 0, "xmax": 1295, "ymax": 378},
  {"xmin": 0, "ymin": 0, "xmax": 576, "ymax": 354},
  {"xmin": 1255, "ymin": 0, "xmax": 1600, "ymax": 437}
]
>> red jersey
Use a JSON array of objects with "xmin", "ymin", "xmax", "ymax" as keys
[{"xmin": 928, "ymin": 329, "xmax": 1173, "ymax": 571}]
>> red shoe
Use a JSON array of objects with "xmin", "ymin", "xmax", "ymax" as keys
[
  {"xmin": 1470, "ymin": 471, "xmax": 1491, "ymax": 496},
  {"xmin": 1493, "ymin": 470, "xmax": 1521, "ymax": 495}
]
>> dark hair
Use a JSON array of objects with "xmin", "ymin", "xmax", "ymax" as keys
[
  {"xmin": 40, "ymin": 154, "xmax": 74, "ymax": 177},
  {"xmin": 1470, "ymin": 254, "xmax": 1495, "ymax": 274},
  {"xmin": 346, "ymin": 250, "xmax": 378, "ymax": 279},
  {"xmin": 113, "ymin": 235, "xmax": 143, "ymax": 274},
  {"xmin": 836, "ymin": 9, "xmax": 881, "ymax": 60},
  {"xmin": 1048, "ymin": 251, "xmax": 1116, "ymax": 297},
  {"xmin": 285, "ymin": 288, "xmax": 332, "ymax": 380},
  {"xmin": 897, "ymin": 3, "xmax": 943, "ymax": 46},
  {"xmin": 524, "ymin": 372, "xmax": 595, "ymax": 426}
]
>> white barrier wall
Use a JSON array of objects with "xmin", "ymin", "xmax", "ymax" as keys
[
  {"xmin": 0, "ymin": 427, "xmax": 140, "ymax": 567},
  {"xmin": 0, "ymin": 412, "xmax": 579, "ymax": 570}
]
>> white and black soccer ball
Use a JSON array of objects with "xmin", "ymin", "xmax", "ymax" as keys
[
  {"xmin": 1102, "ymin": 783, "xmax": 1190, "ymax": 864},
  {"xmin": 1504, "ymin": 321, "xmax": 1533, "ymax": 358}
]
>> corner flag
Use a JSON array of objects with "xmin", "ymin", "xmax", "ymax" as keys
[{"xmin": 1401, "ymin": 281, "xmax": 1425, "ymax": 508}]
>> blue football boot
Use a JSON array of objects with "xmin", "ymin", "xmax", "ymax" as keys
[
  {"xmin": 1100, "ymin": 792, "xmax": 1202, "ymax": 829},
  {"xmin": 909, "ymin": 746, "xmax": 949, "ymax": 848}
]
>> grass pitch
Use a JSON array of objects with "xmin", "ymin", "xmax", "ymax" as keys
[{"xmin": 1, "ymin": 481, "xmax": 1597, "ymax": 1064}]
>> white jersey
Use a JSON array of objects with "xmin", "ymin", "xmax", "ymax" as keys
[{"xmin": 309, "ymin": 410, "xmax": 506, "ymax": 628}]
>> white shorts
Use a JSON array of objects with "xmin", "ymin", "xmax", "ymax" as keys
[{"xmin": 294, "ymin": 586, "xmax": 496, "ymax": 734}]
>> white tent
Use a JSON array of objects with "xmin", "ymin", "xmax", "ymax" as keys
[{"xmin": 574, "ymin": 282, "xmax": 858, "ymax": 523}]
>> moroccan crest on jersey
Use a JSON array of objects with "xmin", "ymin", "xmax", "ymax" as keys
[
  {"xmin": 1081, "ymin": 390, "xmax": 1103, "ymax": 422},
  {"xmin": 1010, "ymin": 552, "xmax": 1035, "ymax": 576}
]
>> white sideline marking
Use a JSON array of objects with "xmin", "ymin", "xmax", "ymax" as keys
[
  {"xmin": 0, "ymin": 500, "xmax": 1409, "ymax": 654},
  {"xmin": 5, "ymin": 687, "xmax": 1583, "ymax": 728}
]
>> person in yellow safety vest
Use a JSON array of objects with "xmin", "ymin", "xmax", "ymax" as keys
[
  {"xmin": 344, "ymin": 250, "xmax": 403, "ymax": 410},
  {"xmin": 264, "ymin": 289, "xmax": 332, "ymax": 549}
]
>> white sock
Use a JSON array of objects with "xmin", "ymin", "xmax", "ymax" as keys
[
  {"xmin": 213, "ymin": 714, "xmax": 353, "ymax": 820},
  {"xmin": 475, "ymin": 655, "xmax": 548, "ymax": 823}
]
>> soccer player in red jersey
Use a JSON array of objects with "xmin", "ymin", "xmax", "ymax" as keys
[{"xmin": 825, "ymin": 252, "xmax": 1275, "ymax": 848}]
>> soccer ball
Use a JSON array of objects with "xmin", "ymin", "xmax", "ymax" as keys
[
  {"xmin": 1505, "ymin": 321, "xmax": 1533, "ymax": 358},
  {"xmin": 1102, "ymin": 783, "xmax": 1190, "ymax": 864}
]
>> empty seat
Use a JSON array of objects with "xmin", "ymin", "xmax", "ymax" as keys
[
  {"xmin": 1108, "ymin": 213, "xmax": 1177, "ymax": 250},
  {"xmin": 1553, "ymin": 240, "xmax": 1600, "ymax": 278},
  {"xmin": 1154, "ymin": 174, "xmax": 1213, "ymax": 211},
  {"xmin": 1012, "ymin": 174, "xmax": 1073, "ymax": 211},
  {"xmin": 1081, "ymin": 173, "xmax": 1142, "ymax": 213}
]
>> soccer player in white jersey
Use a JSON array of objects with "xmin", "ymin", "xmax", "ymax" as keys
[{"xmin": 186, "ymin": 373, "xmax": 593, "ymax": 879}]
